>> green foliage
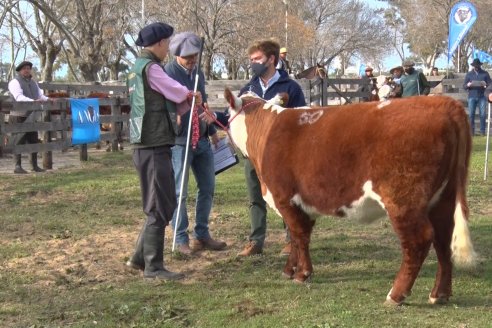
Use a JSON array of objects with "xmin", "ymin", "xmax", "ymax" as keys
[{"xmin": 0, "ymin": 138, "xmax": 491, "ymax": 327}]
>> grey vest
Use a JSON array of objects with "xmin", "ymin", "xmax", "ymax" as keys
[
  {"xmin": 11, "ymin": 75, "xmax": 41, "ymax": 117},
  {"xmin": 15, "ymin": 75, "xmax": 41, "ymax": 100}
]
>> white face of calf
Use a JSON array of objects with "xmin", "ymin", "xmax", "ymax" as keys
[
  {"xmin": 228, "ymin": 93, "xmax": 250, "ymax": 157},
  {"xmin": 227, "ymin": 92, "xmax": 288, "ymax": 158}
]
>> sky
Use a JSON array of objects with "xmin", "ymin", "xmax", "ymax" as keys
[
  {"xmin": 1, "ymin": 0, "xmax": 454, "ymax": 79},
  {"xmin": 365, "ymin": 0, "xmax": 450, "ymax": 71}
]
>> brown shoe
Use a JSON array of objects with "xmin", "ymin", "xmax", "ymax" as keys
[
  {"xmin": 237, "ymin": 241, "xmax": 262, "ymax": 256},
  {"xmin": 176, "ymin": 243, "xmax": 193, "ymax": 256},
  {"xmin": 191, "ymin": 237, "xmax": 227, "ymax": 251},
  {"xmin": 280, "ymin": 242, "xmax": 291, "ymax": 256}
]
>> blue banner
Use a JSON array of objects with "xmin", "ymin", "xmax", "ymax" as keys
[
  {"xmin": 448, "ymin": 2, "xmax": 477, "ymax": 61},
  {"xmin": 473, "ymin": 49, "xmax": 492, "ymax": 64},
  {"xmin": 71, "ymin": 98, "xmax": 101, "ymax": 145}
]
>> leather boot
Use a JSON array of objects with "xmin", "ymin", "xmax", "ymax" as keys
[
  {"xmin": 13, "ymin": 154, "xmax": 27, "ymax": 174},
  {"xmin": 191, "ymin": 237, "xmax": 227, "ymax": 251},
  {"xmin": 143, "ymin": 225, "xmax": 184, "ymax": 280},
  {"xmin": 126, "ymin": 224, "xmax": 145, "ymax": 271},
  {"xmin": 31, "ymin": 153, "xmax": 45, "ymax": 172}
]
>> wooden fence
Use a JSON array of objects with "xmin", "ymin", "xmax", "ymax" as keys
[
  {"xmin": 1, "ymin": 76, "xmax": 463, "ymax": 168},
  {"xmin": 0, "ymin": 82, "xmax": 129, "ymax": 165}
]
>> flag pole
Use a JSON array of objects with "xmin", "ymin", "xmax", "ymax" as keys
[
  {"xmin": 172, "ymin": 37, "xmax": 205, "ymax": 252},
  {"xmin": 485, "ymin": 102, "xmax": 490, "ymax": 180}
]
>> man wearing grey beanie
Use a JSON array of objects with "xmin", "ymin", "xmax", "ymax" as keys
[{"xmin": 165, "ymin": 32, "xmax": 226, "ymax": 256}]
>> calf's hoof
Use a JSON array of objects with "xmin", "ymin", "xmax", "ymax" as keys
[
  {"xmin": 282, "ymin": 271, "xmax": 293, "ymax": 280},
  {"xmin": 384, "ymin": 289, "xmax": 410, "ymax": 306},
  {"xmin": 428, "ymin": 294, "xmax": 449, "ymax": 305},
  {"xmin": 383, "ymin": 298, "xmax": 403, "ymax": 307},
  {"xmin": 293, "ymin": 271, "xmax": 312, "ymax": 283}
]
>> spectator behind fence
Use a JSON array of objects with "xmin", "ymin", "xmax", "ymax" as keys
[
  {"xmin": 164, "ymin": 31, "xmax": 226, "ymax": 256},
  {"xmin": 463, "ymin": 58, "xmax": 491, "ymax": 136},
  {"xmin": 357, "ymin": 66, "xmax": 378, "ymax": 102},
  {"xmin": 400, "ymin": 60, "xmax": 430, "ymax": 97},
  {"xmin": 276, "ymin": 47, "xmax": 291, "ymax": 74},
  {"xmin": 431, "ymin": 67, "xmax": 439, "ymax": 76},
  {"xmin": 8, "ymin": 60, "xmax": 50, "ymax": 174},
  {"xmin": 125, "ymin": 22, "xmax": 203, "ymax": 281},
  {"xmin": 388, "ymin": 66, "xmax": 403, "ymax": 98}
]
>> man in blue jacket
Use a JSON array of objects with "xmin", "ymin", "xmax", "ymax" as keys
[
  {"xmin": 204, "ymin": 39, "xmax": 306, "ymax": 256},
  {"xmin": 463, "ymin": 58, "xmax": 492, "ymax": 136}
]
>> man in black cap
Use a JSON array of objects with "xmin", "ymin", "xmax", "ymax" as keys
[
  {"xmin": 164, "ymin": 32, "xmax": 226, "ymax": 256},
  {"xmin": 8, "ymin": 60, "xmax": 49, "ymax": 173},
  {"xmin": 463, "ymin": 58, "xmax": 492, "ymax": 136},
  {"xmin": 400, "ymin": 60, "xmax": 430, "ymax": 97},
  {"xmin": 126, "ymin": 22, "xmax": 203, "ymax": 280}
]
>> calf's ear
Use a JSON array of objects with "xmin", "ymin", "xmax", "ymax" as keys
[
  {"xmin": 224, "ymin": 88, "xmax": 234, "ymax": 108},
  {"xmin": 224, "ymin": 88, "xmax": 242, "ymax": 110}
]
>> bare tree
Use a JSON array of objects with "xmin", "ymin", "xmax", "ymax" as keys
[
  {"xmin": 380, "ymin": 6, "xmax": 406, "ymax": 63},
  {"xmin": 298, "ymin": 0, "xmax": 390, "ymax": 74},
  {"xmin": 382, "ymin": 0, "xmax": 492, "ymax": 72},
  {"xmin": 27, "ymin": 0, "xmax": 134, "ymax": 82},
  {"xmin": 8, "ymin": 1, "xmax": 63, "ymax": 81}
]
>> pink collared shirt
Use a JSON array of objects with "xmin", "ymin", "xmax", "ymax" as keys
[
  {"xmin": 147, "ymin": 63, "xmax": 191, "ymax": 114},
  {"xmin": 8, "ymin": 78, "xmax": 49, "ymax": 101}
]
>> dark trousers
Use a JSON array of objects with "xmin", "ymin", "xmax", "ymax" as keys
[
  {"xmin": 133, "ymin": 146, "xmax": 177, "ymax": 228},
  {"xmin": 9, "ymin": 115, "xmax": 39, "ymax": 145},
  {"xmin": 244, "ymin": 159, "xmax": 291, "ymax": 247},
  {"xmin": 244, "ymin": 158, "xmax": 267, "ymax": 246}
]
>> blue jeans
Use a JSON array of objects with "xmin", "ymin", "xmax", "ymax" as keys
[
  {"xmin": 170, "ymin": 138, "xmax": 215, "ymax": 245},
  {"xmin": 468, "ymin": 96, "xmax": 487, "ymax": 135}
]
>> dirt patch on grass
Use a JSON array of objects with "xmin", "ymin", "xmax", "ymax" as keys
[{"xmin": 2, "ymin": 224, "xmax": 288, "ymax": 289}]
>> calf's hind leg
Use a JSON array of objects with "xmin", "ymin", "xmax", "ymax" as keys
[
  {"xmin": 428, "ymin": 198, "xmax": 455, "ymax": 304},
  {"xmin": 386, "ymin": 209, "xmax": 434, "ymax": 305}
]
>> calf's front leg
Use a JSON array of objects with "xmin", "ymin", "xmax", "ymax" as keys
[{"xmin": 278, "ymin": 203, "xmax": 314, "ymax": 282}]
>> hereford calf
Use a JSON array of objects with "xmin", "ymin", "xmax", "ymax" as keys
[{"xmin": 224, "ymin": 89, "xmax": 476, "ymax": 305}]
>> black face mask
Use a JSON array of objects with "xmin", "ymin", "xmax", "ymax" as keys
[
  {"xmin": 251, "ymin": 62, "xmax": 268, "ymax": 77},
  {"xmin": 404, "ymin": 67, "xmax": 414, "ymax": 74}
]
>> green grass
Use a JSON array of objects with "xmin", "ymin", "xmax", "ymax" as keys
[{"xmin": 0, "ymin": 138, "xmax": 491, "ymax": 328}]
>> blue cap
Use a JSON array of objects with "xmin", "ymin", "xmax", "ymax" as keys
[{"xmin": 135, "ymin": 22, "xmax": 174, "ymax": 47}]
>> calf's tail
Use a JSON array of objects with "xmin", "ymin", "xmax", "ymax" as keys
[{"xmin": 450, "ymin": 102, "xmax": 476, "ymax": 268}]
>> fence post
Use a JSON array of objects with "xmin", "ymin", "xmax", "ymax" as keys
[
  {"xmin": 80, "ymin": 144, "xmax": 88, "ymax": 161},
  {"xmin": 322, "ymin": 78, "xmax": 328, "ymax": 106},
  {"xmin": 61, "ymin": 109, "xmax": 69, "ymax": 152},
  {"xmin": 42, "ymin": 109, "xmax": 53, "ymax": 169},
  {"xmin": 305, "ymin": 80, "xmax": 311, "ymax": 105},
  {"xmin": 0, "ymin": 100, "xmax": 4, "ymax": 158},
  {"xmin": 110, "ymin": 97, "xmax": 122, "ymax": 152}
]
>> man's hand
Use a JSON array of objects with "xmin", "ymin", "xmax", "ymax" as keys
[
  {"xmin": 199, "ymin": 110, "xmax": 216, "ymax": 124},
  {"xmin": 210, "ymin": 132, "xmax": 220, "ymax": 147},
  {"xmin": 489, "ymin": 93, "xmax": 492, "ymax": 103},
  {"xmin": 188, "ymin": 91, "xmax": 202, "ymax": 106}
]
